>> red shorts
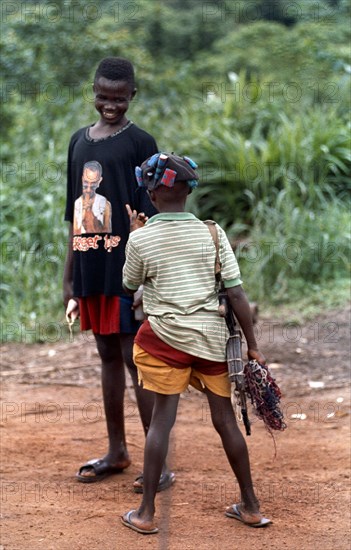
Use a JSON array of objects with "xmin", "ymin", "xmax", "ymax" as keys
[{"xmin": 79, "ymin": 295, "xmax": 140, "ymax": 335}]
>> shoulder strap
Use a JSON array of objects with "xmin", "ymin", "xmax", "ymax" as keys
[
  {"xmin": 203, "ymin": 220, "xmax": 221, "ymax": 280},
  {"xmin": 204, "ymin": 220, "xmax": 228, "ymax": 317}
]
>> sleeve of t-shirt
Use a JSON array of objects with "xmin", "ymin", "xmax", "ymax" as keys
[
  {"xmin": 217, "ymin": 225, "xmax": 243, "ymax": 288},
  {"xmin": 64, "ymin": 133, "xmax": 77, "ymax": 223},
  {"xmin": 122, "ymin": 237, "xmax": 145, "ymax": 291}
]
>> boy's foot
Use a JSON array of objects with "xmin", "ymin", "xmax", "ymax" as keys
[
  {"xmin": 133, "ymin": 471, "xmax": 176, "ymax": 493},
  {"xmin": 121, "ymin": 510, "xmax": 158, "ymax": 535},
  {"xmin": 76, "ymin": 457, "xmax": 131, "ymax": 483},
  {"xmin": 225, "ymin": 504, "xmax": 272, "ymax": 527}
]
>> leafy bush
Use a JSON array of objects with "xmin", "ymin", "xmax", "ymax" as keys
[{"xmin": 238, "ymin": 198, "xmax": 350, "ymax": 303}]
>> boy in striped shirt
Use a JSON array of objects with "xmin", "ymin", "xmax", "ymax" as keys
[{"xmin": 121, "ymin": 153, "xmax": 271, "ymax": 534}]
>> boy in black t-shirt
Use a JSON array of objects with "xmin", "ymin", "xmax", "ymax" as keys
[{"xmin": 63, "ymin": 57, "xmax": 174, "ymax": 492}]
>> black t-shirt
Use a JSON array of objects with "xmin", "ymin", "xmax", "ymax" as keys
[{"xmin": 64, "ymin": 122, "xmax": 158, "ymax": 297}]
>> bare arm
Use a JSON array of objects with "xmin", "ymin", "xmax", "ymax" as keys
[
  {"xmin": 63, "ymin": 222, "xmax": 74, "ymax": 307},
  {"xmin": 227, "ymin": 285, "xmax": 266, "ymax": 364}
]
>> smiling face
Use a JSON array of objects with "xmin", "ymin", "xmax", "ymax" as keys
[{"xmin": 93, "ymin": 77, "xmax": 136, "ymax": 127}]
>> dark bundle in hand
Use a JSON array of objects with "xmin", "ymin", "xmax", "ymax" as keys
[{"xmin": 244, "ymin": 360, "xmax": 287, "ymax": 434}]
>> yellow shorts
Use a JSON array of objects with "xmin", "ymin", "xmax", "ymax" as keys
[{"xmin": 133, "ymin": 343, "xmax": 231, "ymax": 397}]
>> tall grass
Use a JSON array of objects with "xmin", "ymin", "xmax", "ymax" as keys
[
  {"xmin": 1, "ymin": 72, "xmax": 350, "ymax": 342},
  {"xmin": 238, "ymin": 197, "xmax": 350, "ymax": 303},
  {"xmin": 1, "ymin": 96, "xmax": 73, "ymax": 343},
  {"xmin": 152, "ymin": 80, "xmax": 351, "ymax": 305}
]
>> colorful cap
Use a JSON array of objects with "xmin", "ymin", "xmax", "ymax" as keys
[{"xmin": 135, "ymin": 152, "xmax": 199, "ymax": 190}]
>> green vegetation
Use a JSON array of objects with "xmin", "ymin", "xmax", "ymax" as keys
[{"xmin": 1, "ymin": 0, "xmax": 350, "ymax": 342}]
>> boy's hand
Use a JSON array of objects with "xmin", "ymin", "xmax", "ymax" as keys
[
  {"xmin": 65, "ymin": 298, "xmax": 80, "ymax": 322},
  {"xmin": 247, "ymin": 348, "xmax": 266, "ymax": 365},
  {"xmin": 132, "ymin": 285, "xmax": 143, "ymax": 310},
  {"xmin": 126, "ymin": 204, "xmax": 148, "ymax": 231},
  {"xmin": 132, "ymin": 285, "xmax": 145, "ymax": 321}
]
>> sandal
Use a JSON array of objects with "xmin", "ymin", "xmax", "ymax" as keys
[
  {"xmin": 76, "ymin": 457, "xmax": 131, "ymax": 483},
  {"xmin": 133, "ymin": 471, "xmax": 176, "ymax": 493},
  {"xmin": 225, "ymin": 504, "xmax": 272, "ymax": 527},
  {"xmin": 121, "ymin": 510, "xmax": 158, "ymax": 535}
]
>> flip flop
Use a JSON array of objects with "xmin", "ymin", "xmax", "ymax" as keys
[
  {"xmin": 76, "ymin": 458, "xmax": 131, "ymax": 483},
  {"xmin": 133, "ymin": 471, "xmax": 176, "ymax": 494},
  {"xmin": 121, "ymin": 510, "xmax": 158, "ymax": 535},
  {"xmin": 225, "ymin": 504, "xmax": 272, "ymax": 528}
]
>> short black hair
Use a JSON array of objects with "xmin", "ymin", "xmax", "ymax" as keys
[{"xmin": 94, "ymin": 57, "xmax": 135, "ymax": 88}]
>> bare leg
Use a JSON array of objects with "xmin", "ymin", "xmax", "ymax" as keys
[
  {"xmin": 132, "ymin": 393, "xmax": 180, "ymax": 525},
  {"xmin": 77, "ymin": 334, "xmax": 130, "ymax": 480},
  {"xmin": 121, "ymin": 334, "xmax": 173, "ymax": 481},
  {"xmin": 120, "ymin": 334, "xmax": 154, "ymax": 435},
  {"xmin": 205, "ymin": 389, "xmax": 259, "ymax": 514},
  {"xmin": 78, "ymin": 333, "xmax": 173, "ymax": 484},
  {"xmin": 95, "ymin": 333, "xmax": 132, "ymax": 464}
]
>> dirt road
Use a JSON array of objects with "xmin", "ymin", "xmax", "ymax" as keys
[{"xmin": 1, "ymin": 307, "xmax": 350, "ymax": 549}]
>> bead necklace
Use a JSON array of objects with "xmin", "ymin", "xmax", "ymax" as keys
[{"xmin": 86, "ymin": 120, "xmax": 133, "ymax": 142}]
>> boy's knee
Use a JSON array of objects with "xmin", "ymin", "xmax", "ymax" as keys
[
  {"xmin": 95, "ymin": 336, "xmax": 121, "ymax": 364},
  {"xmin": 211, "ymin": 415, "xmax": 226, "ymax": 434},
  {"xmin": 98, "ymin": 348, "xmax": 120, "ymax": 364},
  {"xmin": 211, "ymin": 408, "xmax": 234, "ymax": 434}
]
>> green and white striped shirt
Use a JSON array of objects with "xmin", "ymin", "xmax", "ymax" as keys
[{"xmin": 123, "ymin": 212, "xmax": 242, "ymax": 361}]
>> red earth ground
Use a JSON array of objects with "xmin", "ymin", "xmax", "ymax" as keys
[{"xmin": 1, "ymin": 306, "xmax": 350, "ymax": 550}]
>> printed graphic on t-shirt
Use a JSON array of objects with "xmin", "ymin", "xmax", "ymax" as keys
[{"xmin": 73, "ymin": 160, "xmax": 112, "ymax": 235}]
